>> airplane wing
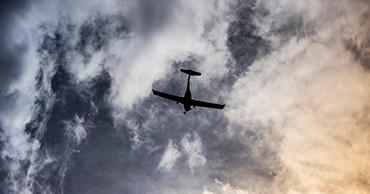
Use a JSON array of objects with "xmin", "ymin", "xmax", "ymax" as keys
[
  {"xmin": 152, "ymin": 89, "xmax": 184, "ymax": 104},
  {"xmin": 190, "ymin": 99, "xmax": 225, "ymax": 109}
]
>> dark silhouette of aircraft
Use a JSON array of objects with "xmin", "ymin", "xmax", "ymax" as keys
[{"xmin": 152, "ymin": 69, "xmax": 225, "ymax": 114}]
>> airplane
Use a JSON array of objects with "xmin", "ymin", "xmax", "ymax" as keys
[{"xmin": 152, "ymin": 69, "xmax": 225, "ymax": 114}]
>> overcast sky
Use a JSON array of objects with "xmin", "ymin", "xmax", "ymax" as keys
[{"xmin": 1, "ymin": 0, "xmax": 370, "ymax": 193}]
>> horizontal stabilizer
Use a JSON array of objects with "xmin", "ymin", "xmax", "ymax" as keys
[{"xmin": 180, "ymin": 69, "xmax": 201, "ymax": 76}]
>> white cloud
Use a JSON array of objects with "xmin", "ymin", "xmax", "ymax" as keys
[
  {"xmin": 158, "ymin": 140, "xmax": 182, "ymax": 171},
  {"xmin": 203, "ymin": 179, "xmax": 250, "ymax": 194},
  {"xmin": 65, "ymin": 115, "xmax": 90, "ymax": 145},
  {"xmin": 181, "ymin": 132, "xmax": 206, "ymax": 172},
  {"xmin": 69, "ymin": 50, "xmax": 105, "ymax": 83},
  {"xmin": 0, "ymin": 12, "xmax": 46, "ymax": 193},
  {"xmin": 227, "ymin": 0, "xmax": 370, "ymax": 193},
  {"xmin": 108, "ymin": 0, "xmax": 233, "ymax": 111},
  {"xmin": 10, "ymin": 0, "xmax": 370, "ymax": 193},
  {"xmin": 0, "ymin": 0, "xmax": 234, "ymax": 193}
]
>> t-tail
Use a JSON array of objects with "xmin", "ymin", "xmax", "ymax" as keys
[{"xmin": 180, "ymin": 69, "xmax": 201, "ymax": 76}]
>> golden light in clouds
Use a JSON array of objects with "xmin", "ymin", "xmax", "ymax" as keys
[
  {"xmin": 227, "ymin": 0, "xmax": 370, "ymax": 193},
  {"xmin": 2, "ymin": 0, "xmax": 370, "ymax": 193},
  {"xmin": 279, "ymin": 42, "xmax": 370, "ymax": 193}
]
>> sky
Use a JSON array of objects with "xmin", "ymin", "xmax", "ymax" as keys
[{"xmin": 0, "ymin": 0, "xmax": 370, "ymax": 193}]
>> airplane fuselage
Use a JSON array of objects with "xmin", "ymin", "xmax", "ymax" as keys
[{"xmin": 183, "ymin": 75, "xmax": 192, "ymax": 112}]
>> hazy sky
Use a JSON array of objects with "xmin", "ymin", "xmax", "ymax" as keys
[{"xmin": 1, "ymin": 0, "xmax": 370, "ymax": 194}]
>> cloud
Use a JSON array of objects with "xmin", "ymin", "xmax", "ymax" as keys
[
  {"xmin": 158, "ymin": 140, "xmax": 182, "ymax": 171},
  {"xmin": 181, "ymin": 132, "xmax": 206, "ymax": 172},
  {"xmin": 0, "ymin": 0, "xmax": 32, "ymax": 105},
  {"xmin": 65, "ymin": 115, "xmax": 91, "ymax": 145},
  {"xmin": 3, "ymin": 0, "xmax": 370, "ymax": 193},
  {"xmin": 0, "ymin": 1, "xmax": 52, "ymax": 193},
  {"xmin": 227, "ymin": 0, "xmax": 370, "ymax": 193},
  {"xmin": 203, "ymin": 179, "xmax": 250, "ymax": 194},
  {"xmin": 108, "ymin": 0, "xmax": 232, "ymax": 110},
  {"xmin": 0, "ymin": 0, "xmax": 234, "ymax": 192}
]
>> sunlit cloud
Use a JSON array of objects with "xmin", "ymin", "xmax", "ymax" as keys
[
  {"xmin": 227, "ymin": 0, "xmax": 370, "ymax": 193},
  {"xmin": 1, "ymin": 0, "xmax": 370, "ymax": 193}
]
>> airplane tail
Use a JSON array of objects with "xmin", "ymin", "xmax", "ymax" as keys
[{"xmin": 180, "ymin": 69, "xmax": 201, "ymax": 76}]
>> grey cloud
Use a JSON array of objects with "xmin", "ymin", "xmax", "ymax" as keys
[
  {"xmin": 2, "ymin": 12, "xmax": 126, "ymax": 192},
  {"xmin": 75, "ymin": 14, "xmax": 130, "ymax": 64},
  {"xmin": 226, "ymin": 0, "xmax": 271, "ymax": 79},
  {"xmin": 0, "ymin": 1, "xmax": 35, "ymax": 192},
  {"xmin": 0, "ymin": 0, "xmax": 32, "ymax": 112},
  {"xmin": 136, "ymin": 0, "xmax": 178, "ymax": 35},
  {"xmin": 0, "ymin": 0, "xmax": 315, "ymax": 193}
]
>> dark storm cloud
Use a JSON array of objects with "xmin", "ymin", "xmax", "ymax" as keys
[{"xmin": 0, "ymin": 0, "xmax": 32, "ymax": 112}]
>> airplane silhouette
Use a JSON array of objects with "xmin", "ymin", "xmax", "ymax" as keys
[{"xmin": 152, "ymin": 69, "xmax": 225, "ymax": 114}]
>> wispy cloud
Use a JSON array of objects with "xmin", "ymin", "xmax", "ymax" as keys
[
  {"xmin": 2, "ymin": 0, "xmax": 370, "ymax": 193},
  {"xmin": 203, "ymin": 179, "xmax": 250, "ymax": 194},
  {"xmin": 158, "ymin": 140, "xmax": 181, "ymax": 171},
  {"xmin": 181, "ymin": 132, "xmax": 206, "ymax": 172}
]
